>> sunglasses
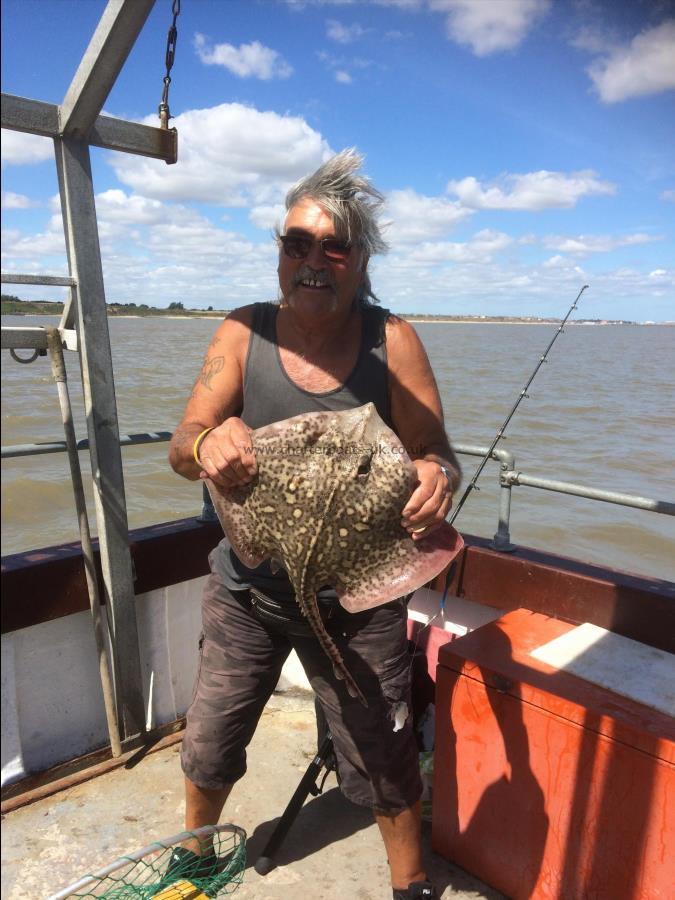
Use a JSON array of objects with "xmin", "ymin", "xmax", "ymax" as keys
[{"xmin": 279, "ymin": 234, "xmax": 353, "ymax": 262}]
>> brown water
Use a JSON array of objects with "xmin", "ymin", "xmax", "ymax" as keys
[{"xmin": 2, "ymin": 315, "xmax": 674, "ymax": 581}]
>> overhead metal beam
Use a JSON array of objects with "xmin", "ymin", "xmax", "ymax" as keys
[
  {"xmin": 91, "ymin": 113, "xmax": 177, "ymax": 164},
  {"xmin": 1, "ymin": 95, "xmax": 176, "ymax": 163},
  {"xmin": 1, "ymin": 325, "xmax": 77, "ymax": 351},
  {"xmin": 1, "ymin": 273, "xmax": 76, "ymax": 287},
  {"xmin": 0, "ymin": 94, "xmax": 59, "ymax": 134},
  {"xmin": 1, "ymin": 326, "xmax": 78, "ymax": 353},
  {"xmin": 59, "ymin": 0, "xmax": 156, "ymax": 139},
  {"xmin": 1, "ymin": 327, "xmax": 49, "ymax": 351}
]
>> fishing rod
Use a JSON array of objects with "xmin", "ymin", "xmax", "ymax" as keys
[{"xmin": 440, "ymin": 283, "xmax": 589, "ymax": 601}]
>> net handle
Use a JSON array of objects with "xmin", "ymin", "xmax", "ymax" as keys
[{"xmin": 46, "ymin": 824, "xmax": 246, "ymax": 899}]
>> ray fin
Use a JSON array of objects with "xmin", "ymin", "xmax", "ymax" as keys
[
  {"xmin": 335, "ymin": 524, "xmax": 464, "ymax": 613},
  {"xmin": 205, "ymin": 479, "xmax": 270, "ymax": 568}
]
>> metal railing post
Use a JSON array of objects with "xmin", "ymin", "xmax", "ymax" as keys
[
  {"xmin": 45, "ymin": 328, "xmax": 122, "ymax": 756},
  {"xmin": 492, "ymin": 449, "xmax": 516, "ymax": 552},
  {"xmin": 54, "ymin": 135, "xmax": 145, "ymax": 746}
]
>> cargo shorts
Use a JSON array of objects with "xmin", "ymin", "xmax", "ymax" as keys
[{"xmin": 180, "ymin": 570, "xmax": 423, "ymax": 812}]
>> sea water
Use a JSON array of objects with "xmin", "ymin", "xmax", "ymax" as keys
[{"xmin": 2, "ymin": 315, "xmax": 674, "ymax": 581}]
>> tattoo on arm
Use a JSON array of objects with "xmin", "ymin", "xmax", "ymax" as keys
[{"xmin": 196, "ymin": 355, "xmax": 225, "ymax": 391}]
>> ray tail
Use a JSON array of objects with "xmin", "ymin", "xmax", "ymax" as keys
[{"xmin": 299, "ymin": 592, "xmax": 367, "ymax": 707}]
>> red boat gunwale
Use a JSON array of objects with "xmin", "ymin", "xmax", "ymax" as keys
[{"xmin": 2, "ymin": 516, "xmax": 673, "ymax": 653}]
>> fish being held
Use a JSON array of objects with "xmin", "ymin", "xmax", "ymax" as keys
[{"xmin": 206, "ymin": 402, "xmax": 463, "ymax": 706}]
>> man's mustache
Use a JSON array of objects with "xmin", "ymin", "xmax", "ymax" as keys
[{"xmin": 292, "ymin": 266, "xmax": 336, "ymax": 290}]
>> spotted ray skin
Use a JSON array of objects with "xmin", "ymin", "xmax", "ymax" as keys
[{"xmin": 206, "ymin": 403, "xmax": 463, "ymax": 705}]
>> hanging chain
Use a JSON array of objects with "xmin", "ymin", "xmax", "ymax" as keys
[{"xmin": 159, "ymin": 0, "xmax": 181, "ymax": 129}]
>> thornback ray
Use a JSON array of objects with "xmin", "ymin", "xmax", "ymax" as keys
[{"xmin": 205, "ymin": 403, "xmax": 464, "ymax": 706}]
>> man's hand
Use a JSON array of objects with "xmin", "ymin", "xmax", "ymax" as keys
[
  {"xmin": 197, "ymin": 417, "xmax": 257, "ymax": 489},
  {"xmin": 401, "ymin": 459, "xmax": 454, "ymax": 541}
]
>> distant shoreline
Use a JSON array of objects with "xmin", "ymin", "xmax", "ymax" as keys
[
  {"xmin": 406, "ymin": 318, "xmax": 555, "ymax": 325},
  {"xmin": 2, "ymin": 298, "xmax": 670, "ymax": 326},
  {"xmin": 4, "ymin": 312, "xmax": 670, "ymax": 326}
]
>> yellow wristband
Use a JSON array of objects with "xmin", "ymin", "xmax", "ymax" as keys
[{"xmin": 193, "ymin": 427, "xmax": 215, "ymax": 466}]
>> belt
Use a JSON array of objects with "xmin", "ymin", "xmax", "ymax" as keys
[{"xmin": 248, "ymin": 587, "xmax": 338, "ymax": 638}]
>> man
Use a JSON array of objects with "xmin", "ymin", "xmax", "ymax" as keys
[{"xmin": 169, "ymin": 149, "xmax": 461, "ymax": 899}]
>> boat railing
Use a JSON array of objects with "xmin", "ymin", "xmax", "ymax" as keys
[
  {"xmin": 451, "ymin": 443, "xmax": 675, "ymax": 551},
  {"xmin": 3, "ymin": 429, "xmax": 674, "ymax": 553}
]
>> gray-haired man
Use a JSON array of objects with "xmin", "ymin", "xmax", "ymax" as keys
[{"xmin": 169, "ymin": 150, "xmax": 460, "ymax": 899}]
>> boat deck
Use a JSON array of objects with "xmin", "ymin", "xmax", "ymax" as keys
[{"xmin": 2, "ymin": 691, "xmax": 503, "ymax": 900}]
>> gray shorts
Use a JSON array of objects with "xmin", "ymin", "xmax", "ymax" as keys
[{"xmin": 181, "ymin": 571, "xmax": 422, "ymax": 812}]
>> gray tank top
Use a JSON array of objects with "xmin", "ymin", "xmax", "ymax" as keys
[{"xmin": 212, "ymin": 301, "xmax": 392, "ymax": 596}]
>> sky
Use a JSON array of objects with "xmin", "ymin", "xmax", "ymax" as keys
[{"xmin": 1, "ymin": 0, "xmax": 674, "ymax": 321}]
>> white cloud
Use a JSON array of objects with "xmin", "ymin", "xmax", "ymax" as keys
[
  {"xmin": 544, "ymin": 233, "xmax": 660, "ymax": 256},
  {"xmin": 6, "ymin": 191, "xmax": 672, "ymax": 318},
  {"xmin": 604, "ymin": 266, "xmax": 675, "ymax": 292},
  {"xmin": 317, "ymin": 49, "xmax": 374, "ymax": 82},
  {"xmin": 587, "ymin": 20, "xmax": 675, "ymax": 103},
  {"xmin": 542, "ymin": 254, "xmax": 567, "ymax": 269},
  {"xmin": 386, "ymin": 188, "xmax": 472, "ymax": 242},
  {"xmin": 571, "ymin": 26, "xmax": 616, "ymax": 56},
  {"xmin": 286, "ymin": 0, "xmax": 360, "ymax": 8},
  {"xmin": 2, "ymin": 185, "xmax": 284, "ymax": 308},
  {"xmin": 145, "ymin": 221, "xmax": 255, "ymax": 260},
  {"xmin": 110, "ymin": 103, "xmax": 332, "ymax": 206},
  {"xmin": 94, "ymin": 190, "xmax": 168, "ymax": 225},
  {"xmin": 371, "ymin": 248, "xmax": 595, "ymax": 313},
  {"xmin": 407, "ymin": 229, "xmax": 513, "ymax": 263},
  {"xmin": 374, "ymin": 0, "xmax": 423, "ymax": 9},
  {"xmin": 661, "ymin": 189, "xmax": 675, "ymax": 203},
  {"xmin": 429, "ymin": 0, "xmax": 550, "ymax": 56},
  {"xmin": 326, "ymin": 20, "xmax": 368, "ymax": 43},
  {"xmin": 1, "ymin": 219, "xmax": 66, "ymax": 260},
  {"xmin": 91, "ymin": 191, "xmax": 222, "ymax": 257},
  {"xmin": 1, "ymin": 130, "xmax": 53, "ymax": 166},
  {"xmin": 193, "ymin": 34, "xmax": 293, "ymax": 80},
  {"xmin": 249, "ymin": 204, "xmax": 286, "ymax": 230},
  {"xmin": 1, "ymin": 191, "xmax": 39, "ymax": 209},
  {"xmin": 95, "ymin": 199, "xmax": 281, "ymax": 307},
  {"xmin": 447, "ymin": 170, "xmax": 616, "ymax": 210}
]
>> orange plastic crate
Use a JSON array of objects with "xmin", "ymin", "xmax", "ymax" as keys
[{"xmin": 432, "ymin": 609, "xmax": 675, "ymax": 900}]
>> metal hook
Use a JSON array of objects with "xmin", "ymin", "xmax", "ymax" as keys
[{"xmin": 10, "ymin": 348, "xmax": 40, "ymax": 364}]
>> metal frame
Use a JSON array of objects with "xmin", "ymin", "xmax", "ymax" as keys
[{"xmin": 1, "ymin": 0, "xmax": 176, "ymax": 752}]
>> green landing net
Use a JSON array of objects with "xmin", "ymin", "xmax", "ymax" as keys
[{"xmin": 49, "ymin": 825, "xmax": 246, "ymax": 900}]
